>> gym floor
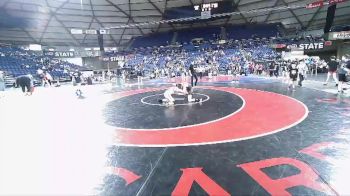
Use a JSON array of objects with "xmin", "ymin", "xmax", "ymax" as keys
[{"xmin": 0, "ymin": 75, "xmax": 349, "ymax": 195}]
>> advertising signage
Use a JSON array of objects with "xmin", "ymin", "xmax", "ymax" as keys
[
  {"xmin": 306, "ymin": 1, "xmax": 324, "ymax": 9},
  {"xmin": 298, "ymin": 42, "xmax": 324, "ymax": 50},
  {"xmin": 330, "ymin": 31, "xmax": 350, "ymax": 40},
  {"xmin": 287, "ymin": 42, "xmax": 325, "ymax": 50},
  {"xmin": 329, "ymin": 0, "xmax": 346, "ymax": 4},
  {"xmin": 103, "ymin": 56, "xmax": 125, "ymax": 62},
  {"xmin": 43, "ymin": 51, "xmax": 75, "ymax": 58}
]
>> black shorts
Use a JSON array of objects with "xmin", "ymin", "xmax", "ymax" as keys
[
  {"xmin": 338, "ymin": 74, "xmax": 347, "ymax": 82},
  {"xmin": 21, "ymin": 83, "xmax": 32, "ymax": 92},
  {"xmin": 290, "ymin": 74, "xmax": 297, "ymax": 81}
]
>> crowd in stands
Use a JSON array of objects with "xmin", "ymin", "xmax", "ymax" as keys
[
  {"xmin": 0, "ymin": 38, "xmax": 285, "ymax": 87},
  {"xmin": 0, "ymin": 24, "xmax": 282, "ymax": 85},
  {"xmin": 121, "ymin": 38, "xmax": 279, "ymax": 78},
  {"xmin": 0, "ymin": 21, "xmax": 335, "ymax": 89},
  {"xmin": 0, "ymin": 46, "xmax": 81, "ymax": 83}
]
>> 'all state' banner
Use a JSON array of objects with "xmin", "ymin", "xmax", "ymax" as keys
[
  {"xmin": 329, "ymin": 0, "xmax": 346, "ymax": 4},
  {"xmin": 306, "ymin": 1, "xmax": 324, "ymax": 9}
]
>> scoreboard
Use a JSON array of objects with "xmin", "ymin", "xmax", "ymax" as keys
[
  {"xmin": 164, "ymin": 0, "xmax": 234, "ymax": 22},
  {"xmin": 194, "ymin": 2, "xmax": 219, "ymax": 12}
]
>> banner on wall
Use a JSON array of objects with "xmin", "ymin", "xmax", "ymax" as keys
[
  {"xmin": 110, "ymin": 56, "xmax": 125, "ymax": 61},
  {"xmin": 298, "ymin": 42, "xmax": 324, "ymax": 50},
  {"xmin": 329, "ymin": 0, "xmax": 346, "ymax": 5},
  {"xmin": 84, "ymin": 51, "xmax": 101, "ymax": 57},
  {"xmin": 306, "ymin": 1, "xmax": 324, "ymax": 9},
  {"xmin": 271, "ymin": 44, "xmax": 287, "ymax": 49},
  {"xmin": 43, "ymin": 51, "xmax": 75, "ymax": 58},
  {"xmin": 102, "ymin": 56, "xmax": 125, "ymax": 62},
  {"xmin": 287, "ymin": 42, "xmax": 325, "ymax": 50},
  {"xmin": 330, "ymin": 31, "xmax": 350, "ymax": 40}
]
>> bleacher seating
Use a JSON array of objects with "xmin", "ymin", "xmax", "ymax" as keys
[
  {"xmin": 0, "ymin": 46, "xmax": 81, "ymax": 80},
  {"xmin": 123, "ymin": 37, "xmax": 277, "ymax": 75},
  {"xmin": 0, "ymin": 24, "xmax": 281, "ymax": 81},
  {"xmin": 176, "ymin": 27, "xmax": 221, "ymax": 43},
  {"xmin": 226, "ymin": 24, "xmax": 278, "ymax": 40},
  {"xmin": 132, "ymin": 32, "xmax": 174, "ymax": 48},
  {"xmin": 131, "ymin": 23, "xmax": 279, "ymax": 49}
]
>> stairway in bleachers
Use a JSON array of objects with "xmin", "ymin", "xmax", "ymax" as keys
[
  {"xmin": 171, "ymin": 32, "xmax": 178, "ymax": 45},
  {"xmin": 4, "ymin": 75, "xmax": 15, "ymax": 87}
]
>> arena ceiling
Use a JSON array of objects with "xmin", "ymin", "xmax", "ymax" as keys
[{"xmin": 0, "ymin": 0, "xmax": 349, "ymax": 47}]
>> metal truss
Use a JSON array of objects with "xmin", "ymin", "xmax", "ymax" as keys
[
  {"xmin": 1, "ymin": 0, "xmax": 350, "ymax": 47},
  {"xmin": 105, "ymin": 0, "xmax": 145, "ymax": 36}
]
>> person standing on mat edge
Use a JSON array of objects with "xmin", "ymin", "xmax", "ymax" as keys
[
  {"xmin": 73, "ymin": 70, "xmax": 83, "ymax": 97},
  {"xmin": 0, "ymin": 71, "xmax": 5, "ymax": 98},
  {"xmin": 324, "ymin": 56, "xmax": 339, "ymax": 86},
  {"xmin": 137, "ymin": 65, "xmax": 143, "ymax": 85},
  {"xmin": 288, "ymin": 62, "xmax": 298, "ymax": 91},
  {"xmin": 337, "ymin": 55, "xmax": 350, "ymax": 93},
  {"xmin": 189, "ymin": 63, "xmax": 198, "ymax": 87},
  {"xmin": 298, "ymin": 59, "xmax": 307, "ymax": 87}
]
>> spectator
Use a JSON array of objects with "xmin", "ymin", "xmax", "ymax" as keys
[
  {"xmin": 324, "ymin": 56, "xmax": 339, "ymax": 86},
  {"xmin": 297, "ymin": 60, "xmax": 307, "ymax": 87},
  {"xmin": 15, "ymin": 74, "xmax": 34, "ymax": 96},
  {"xmin": 0, "ymin": 71, "xmax": 5, "ymax": 97}
]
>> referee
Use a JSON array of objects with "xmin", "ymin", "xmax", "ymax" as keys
[{"xmin": 189, "ymin": 63, "xmax": 198, "ymax": 87}]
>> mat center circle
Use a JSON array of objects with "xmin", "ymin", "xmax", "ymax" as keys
[
  {"xmin": 104, "ymin": 88, "xmax": 244, "ymax": 129},
  {"xmin": 140, "ymin": 93, "xmax": 210, "ymax": 106}
]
